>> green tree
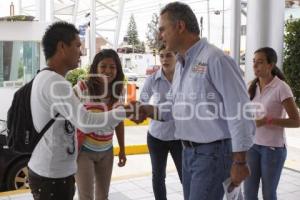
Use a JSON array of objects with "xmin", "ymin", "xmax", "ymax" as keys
[
  {"xmin": 126, "ymin": 14, "xmax": 140, "ymax": 47},
  {"xmin": 146, "ymin": 13, "xmax": 160, "ymax": 50},
  {"xmin": 135, "ymin": 42, "xmax": 146, "ymax": 53},
  {"xmin": 140, "ymin": 42, "xmax": 146, "ymax": 53},
  {"xmin": 283, "ymin": 19, "xmax": 300, "ymax": 107},
  {"xmin": 18, "ymin": 63, "xmax": 24, "ymax": 79}
]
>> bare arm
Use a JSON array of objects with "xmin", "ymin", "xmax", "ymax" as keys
[
  {"xmin": 273, "ymin": 98, "xmax": 300, "ymax": 127},
  {"xmin": 115, "ymin": 121, "xmax": 126, "ymax": 167},
  {"xmin": 256, "ymin": 97, "xmax": 300, "ymax": 128}
]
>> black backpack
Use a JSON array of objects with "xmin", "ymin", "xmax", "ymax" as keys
[{"xmin": 6, "ymin": 69, "xmax": 59, "ymax": 154}]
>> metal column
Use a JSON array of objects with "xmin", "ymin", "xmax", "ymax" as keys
[
  {"xmin": 50, "ymin": 0, "xmax": 54, "ymax": 22},
  {"xmin": 207, "ymin": 0, "xmax": 210, "ymax": 40},
  {"xmin": 36, "ymin": 0, "xmax": 46, "ymax": 21},
  {"xmin": 114, "ymin": 0, "xmax": 125, "ymax": 49},
  {"xmin": 72, "ymin": 0, "xmax": 80, "ymax": 24},
  {"xmin": 90, "ymin": 0, "xmax": 96, "ymax": 63},
  {"xmin": 18, "ymin": 0, "xmax": 22, "ymax": 15},
  {"xmin": 245, "ymin": 0, "xmax": 285, "ymax": 83},
  {"xmin": 230, "ymin": 0, "xmax": 241, "ymax": 65}
]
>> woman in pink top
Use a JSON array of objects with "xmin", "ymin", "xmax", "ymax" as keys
[{"xmin": 243, "ymin": 47, "xmax": 300, "ymax": 200}]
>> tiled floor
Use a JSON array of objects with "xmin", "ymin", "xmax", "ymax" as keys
[
  {"xmin": 1, "ymin": 168, "xmax": 300, "ymax": 200},
  {"xmin": 108, "ymin": 172, "xmax": 183, "ymax": 200},
  {"xmin": 1, "ymin": 127, "xmax": 300, "ymax": 199}
]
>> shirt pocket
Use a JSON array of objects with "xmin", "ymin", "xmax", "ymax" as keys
[{"xmin": 186, "ymin": 72, "xmax": 207, "ymax": 101}]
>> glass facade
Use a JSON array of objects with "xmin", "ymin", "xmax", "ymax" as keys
[{"xmin": 0, "ymin": 41, "xmax": 40, "ymax": 87}]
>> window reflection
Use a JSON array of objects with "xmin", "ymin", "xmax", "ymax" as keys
[{"xmin": 0, "ymin": 41, "xmax": 40, "ymax": 87}]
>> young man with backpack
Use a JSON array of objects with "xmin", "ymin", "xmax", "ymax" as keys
[{"xmin": 21, "ymin": 21, "xmax": 131, "ymax": 200}]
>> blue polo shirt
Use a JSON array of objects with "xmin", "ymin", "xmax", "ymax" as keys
[{"xmin": 159, "ymin": 38, "xmax": 255, "ymax": 152}]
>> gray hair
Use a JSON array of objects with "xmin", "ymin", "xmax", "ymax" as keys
[{"xmin": 160, "ymin": 2, "xmax": 200, "ymax": 35}]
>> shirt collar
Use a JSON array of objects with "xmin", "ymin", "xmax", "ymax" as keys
[
  {"xmin": 268, "ymin": 76, "xmax": 281, "ymax": 88},
  {"xmin": 176, "ymin": 38, "xmax": 207, "ymax": 66},
  {"xmin": 154, "ymin": 67, "xmax": 166, "ymax": 81},
  {"xmin": 256, "ymin": 76, "xmax": 281, "ymax": 89}
]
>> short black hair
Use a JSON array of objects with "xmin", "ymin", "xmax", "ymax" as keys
[
  {"xmin": 160, "ymin": 2, "xmax": 200, "ymax": 35},
  {"xmin": 42, "ymin": 21, "xmax": 79, "ymax": 60}
]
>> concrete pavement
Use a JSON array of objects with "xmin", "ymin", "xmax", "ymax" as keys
[{"xmin": 1, "ymin": 126, "xmax": 300, "ymax": 200}]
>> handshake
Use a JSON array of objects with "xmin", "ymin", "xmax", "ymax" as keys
[{"xmin": 122, "ymin": 101, "xmax": 158, "ymax": 124}]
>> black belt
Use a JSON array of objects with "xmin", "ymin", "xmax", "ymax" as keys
[{"xmin": 181, "ymin": 139, "xmax": 230, "ymax": 148}]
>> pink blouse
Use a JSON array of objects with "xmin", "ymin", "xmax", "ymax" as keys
[{"xmin": 252, "ymin": 76, "xmax": 293, "ymax": 147}]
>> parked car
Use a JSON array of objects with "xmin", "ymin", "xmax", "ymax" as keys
[
  {"xmin": 145, "ymin": 65, "xmax": 160, "ymax": 76},
  {"xmin": 123, "ymin": 68, "xmax": 138, "ymax": 81},
  {"xmin": 0, "ymin": 119, "xmax": 30, "ymax": 192}
]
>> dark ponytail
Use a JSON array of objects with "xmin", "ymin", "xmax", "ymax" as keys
[
  {"xmin": 271, "ymin": 66, "xmax": 285, "ymax": 81},
  {"xmin": 248, "ymin": 47, "xmax": 285, "ymax": 100},
  {"xmin": 248, "ymin": 78, "xmax": 259, "ymax": 100}
]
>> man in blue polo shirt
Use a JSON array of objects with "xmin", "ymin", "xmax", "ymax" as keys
[{"xmin": 135, "ymin": 2, "xmax": 255, "ymax": 200}]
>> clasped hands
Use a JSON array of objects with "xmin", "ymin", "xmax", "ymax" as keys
[{"xmin": 123, "ymin": 101, "xmax": 156, "ymax": 124}]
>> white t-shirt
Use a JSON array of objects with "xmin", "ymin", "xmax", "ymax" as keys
[{"xmin": 28, "ymin": 70, "xmax": 126, "ymax": 178}]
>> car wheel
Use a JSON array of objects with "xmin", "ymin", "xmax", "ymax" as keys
[{"xmin": 5, "ymin": 158, "xmax": 29, "ymax": 190}]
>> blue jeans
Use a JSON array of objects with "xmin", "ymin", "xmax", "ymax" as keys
[
  {"xmin": 182, "ymin": 139, "xmax": 232, "ymax": 200},
  {"xmin": 243, "ymin": 144, "xmax": 287, "ymax": 200},
  {"xmin": 147, "ymin": 133, "xmax": 182, "ymax": 200}
]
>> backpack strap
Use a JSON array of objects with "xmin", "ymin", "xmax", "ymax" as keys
[
  {"xmin": 34, "ymin": 113, "xmax": 60, "ymax": 144},
  {"xmin": 33, "ymin": 67, "xmax": 59, "ymax": 144},
  {"xmin": 37, "ymin": 67, "xmax": 55, "ymax": 74}
]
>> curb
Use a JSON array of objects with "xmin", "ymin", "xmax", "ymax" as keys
[
  {"xmin": 1, "ymin": 164, "xmax": 299, "ymax": 197},
  {"xmin": 284, "ymin": 166, "xmax": 300, "ymax": 173},
  {"xmin": 123, "ymin": 118, "xmax": 150, "ymax": 126},
  {"xmin": 113, "ymin": 144, "xmax": 148, "ymax": 155},
  {"xmin": 0, "ymin": 189, "xmax": 30, "ymax": 197}
]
